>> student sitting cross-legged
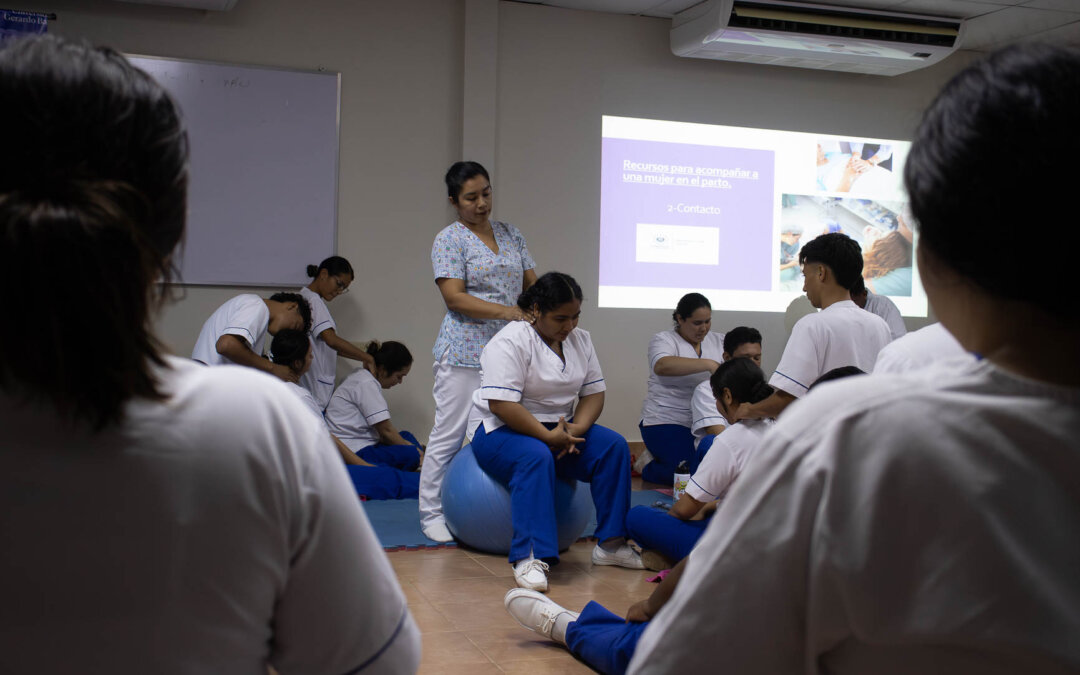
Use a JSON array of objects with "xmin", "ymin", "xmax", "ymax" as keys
[
  {"xmin": 271, "ymin": 331, "xmax": 420, "ymax": 500},
  {"xmin": 325, "ymin": 341, "xmax": 424, "ymax": 472},
  {"xmin": 628, "ymin": 358, "xmax": 775, "ymax": 570},
  {"xmin": 470, "ymin": 271, "xmax": 644, "ymax": 592}
]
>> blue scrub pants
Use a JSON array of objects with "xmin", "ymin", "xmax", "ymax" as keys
[
  {"xmin": 472, "ymin": 422, "xmax": 632, "ymax": 563},
  {"xmin": 625, "ymin": 505, "xmax": 708, "ymax": 564},
  {"xmin": 691, "ymin": 433, "xmax": 717, "ymax": 473},
  {"xmin": 357, "ymin": 430, "xmax": 423, "ymax": 471},
  {"xmin": 345, "ymin": 465, "xmax": 420, "ymax": 500},
  {"xmin": 564, "ymin": 601, "xmax": 649, "ymax": 675},
  {"xmin": 639, "ymin": 422, "xmax": 695, "ymax": 485}
]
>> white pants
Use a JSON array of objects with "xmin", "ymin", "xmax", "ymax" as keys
[{"xmin": 419, "ymin": 352, "xmax": 481, "ymax": 529}]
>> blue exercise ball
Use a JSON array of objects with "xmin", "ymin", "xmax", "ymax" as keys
[{"xmin": 442, "ymin": 444, "xmax": 595, "ymax": 555}]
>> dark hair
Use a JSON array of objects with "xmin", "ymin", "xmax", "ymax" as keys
[
  {"xmin": 269, "ymin": 292, "xmax": 312, "ymax": 334},
  {"xmin": 799, "ymin": 232, "xmax": 864, "ymax": 291},
  {"xmin": 849, "ymin": 276, "xmax": 867, "ymax": 296},
  {"xmin": 809, "ymin": 366, "xmax": 865, "ymax": 390},
  {"xmin": 723, "ymin": 326, "xmax": 762, "ymax": 355},
  {"xmin": 306, "ymin": 255, "xmax": 353, "ymax": 279},
  {"xmin": 445, "ymin": 161, "xmax": 490, "ymax": 202},
  {"xmin": 905, "ymin": 44, "xmax": 1080, "ymax": 316},
  {"xmin": 517, "ymin": 272, "xmax": 583, "ymax": 314},
  {"xmin": 269, "ymin": 329, "xmax": 310, "ymax": 369},
  {"xmin": 0, "ymin": 36, "xmax": 188, "ymax": 429},
  {"xmin": 710, "ymin": 357, "xmax": 772, "ymax": 406},
  {"xmin": 673, "ymin": 292, "xmax": 711, "ymax": 325},
  {"xmin": 367, "ymin": 340, "xmax": 412, "ymax": 374}
]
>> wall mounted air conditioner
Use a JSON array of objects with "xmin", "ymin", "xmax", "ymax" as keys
[
  {"xmin": 671, "ymin": 0, "xmax": 964, "ymax": 76},
  {"xmin": 112, "ymin": 0, "xmax": 238, "ymax": 10}
]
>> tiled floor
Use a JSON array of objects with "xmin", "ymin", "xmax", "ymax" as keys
[{"xmin": 390, "ymin": 474, "xmax": 662, "ymax": 674}]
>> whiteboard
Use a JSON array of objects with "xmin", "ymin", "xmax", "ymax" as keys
[{"xmin": 129, "ymin": 55, "xmax": 340, "ymax": 287}]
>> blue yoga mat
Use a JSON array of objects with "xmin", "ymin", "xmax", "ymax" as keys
[{"xmin": 364, "ymin": 489, "xmax": 672, "ymax": 551}]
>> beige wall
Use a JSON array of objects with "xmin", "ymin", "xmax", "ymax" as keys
[{"xmin": 27, "ymin": 0, "xmax": 975, "ymax": 440}]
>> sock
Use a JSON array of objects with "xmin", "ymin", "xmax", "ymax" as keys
[{"xmin": 552, "ymin": 611, "xmax": 574, "ymax": 645}]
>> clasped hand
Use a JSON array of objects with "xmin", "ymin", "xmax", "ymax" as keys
[{"xmin": 546, "ymin": 416, "xmax": 584, "ymax": 459}]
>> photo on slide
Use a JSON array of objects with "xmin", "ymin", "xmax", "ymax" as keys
[
  {"xmin": 815, "ymin": 137, "xmax": 894, "ymax": 195},
  {"xmin": 780, "ymin": 193, "xmax": 913, "ymax": 296}
]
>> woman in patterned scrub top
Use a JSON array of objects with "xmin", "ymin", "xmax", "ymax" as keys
[{"xmin": 418, "ymin": 161, "xmax": 537, "ymax": 542}]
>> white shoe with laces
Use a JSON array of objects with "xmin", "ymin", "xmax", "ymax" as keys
[
  {"xmin": 512, "ymin": 556, "xmax": 550, "ymax": 592},
  {"xmin": 591, "ymin": 543, "xmax": 646, "ymax": 569},
  {"xmin": 504, "ymin": 588, "xmax": 579, "ymax": 645}
]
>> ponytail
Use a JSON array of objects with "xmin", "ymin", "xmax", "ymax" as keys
[
  {"xmin": 710, "ymin": 357, "xmax": 772, "ymax": 406},
  {"xmin": 367, "ymin": 340, "xmax": 413, "ymax": 374},
  {"xmin": 517, "ymin": 271, "xmax": 583, "ymax": 313}
]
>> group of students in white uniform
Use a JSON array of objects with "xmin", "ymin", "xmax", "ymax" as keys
[{"xmin": 2, "ymin": 33, "xmax": 1078, "ymax": 675}]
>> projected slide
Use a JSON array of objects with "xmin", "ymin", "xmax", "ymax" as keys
[{"xmin": 599, "ymin": 115, "xmax": 926, "ymax": 317}]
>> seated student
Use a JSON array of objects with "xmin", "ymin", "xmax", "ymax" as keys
[
  {"xmin": 325, "ymin": 341, "xmax": 423, "ymax": 471},
  {"xmin": 638, "ymin": 293, "xmax": 725, "ymax": 485},
  {"xmin": 273, "ymin": 331, "xmax": 420, "ymax": 500},
  {"xmin": 191, "ymin": 291, "xmax": 311, "ymax": 382},
  {"xmin": 0, "ymin": 36, "xmax": 419, "ymax": 673},
  {"xmin": 738, "ymin": 232, "xmax": 892, "ymax": 421},
  {"xmin": 502, "ymin": 366, "xmax": 870, "ymax": 675},
  {"xmin": 629, "ymin": 44, "xmax": 1080, "ymax": 674},
  {"xmin": 629, "ymin": 358, "xmax": 774, "ymax": 570},
  {"xmin": 851, "ymin": 276, "xmax": 906, "ymax": 340},
  {"xmin": 470, "ymin": 272, "xmax": 643, "ymax": 592},
  {"xmin": 299, "ymin": 256, "xmax": 377, "ymax": 410},
  {"xmin": 689, "ymin": 326, "xmax": 762, "ymax": 467},
  {"xmin": 873, "ymin": 321, "xmax": 971, "ymax": 374}
]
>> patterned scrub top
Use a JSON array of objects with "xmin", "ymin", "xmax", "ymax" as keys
[{"xmin": 431, "ymin": 220, "xmax": 536, "ymax": 367}]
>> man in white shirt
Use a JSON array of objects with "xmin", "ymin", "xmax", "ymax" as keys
[
  {"xmin": 851, "ymin": 276, "xmax": 907, "ymax": 340},
  {"xmin": 873, "ymin": 321, "xmax": 970, "ymax": 374},
  {"xmin": 629, "ymin": 43, "xmax": 1080, "ymax": 674},
  {"xmin": 739, "ymin": 232, "xmax": 891, "ymax": 420},
  {"xmin": 191, "ymin": 291, "xmax": 311, "ymax": 382}
]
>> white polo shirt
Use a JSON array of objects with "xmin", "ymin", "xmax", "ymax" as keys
[
  {"xmin": 325, "ymin": 368, "xmax": 391, "ymax": 452},
  {"xmin": 690, "ymin": 379, "xmax": 729, "ymax": 448},
  {"xmin": 873, "ymin": 322, "xmax": 970, "ymax": 375},
  {"xmin": 284, "ymin": 381, "xmax": 327, "ymax": 426},
  {"xmin": 472, "ymin": 320, "xmax": 606, "ymax": 434},
  {"xmin": 641, "ymin": 330, "xmax": 726, "ymax": 427},
  {"xmin": 630, "ymin": 360, "xmax": 1080, "ymax": 675},
  {"xmin": 0, "ymin": 357, "xmax": 420, "ymax": 674},
  {"xmin": 298, "ymin": 286, "xmax": 337, "ymax": 410},
  {"xmin": 864, "ymin": 291, "xmax": 907, "ymax": 341},
  {"xmin": 770, "ymin": 300, "xmax": 891, "ymax": 398},
  {"xmin": 685, "ymin": 418, "xmax": 774, "ymax": 502},
  {"xmin": 191, "ymin": 294, "xmax": 269, "ymax": 366}
]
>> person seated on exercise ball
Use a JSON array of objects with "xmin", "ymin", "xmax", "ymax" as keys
[{"xmin": 469, "ymin": 271, "xmax": 644, "ymax": 592}]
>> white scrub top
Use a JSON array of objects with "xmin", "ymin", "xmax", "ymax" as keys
[
  {"xmin": 325, "ymin": 368, "xmax": 391, "ymax": 452},
  {"xmin": 690, "ymin": 379, "xmax": 728, "ymax": 448},
  {"xmin": 770, "ymin": 300, "xmax": 891, "ymax": 398},
  {"xmin": 0, "ymin": 357, "xmax": 421, "ymax": 675},
  {"xmin": 629, "ymin": 359, "xmax": 1080, "ymax": 675},
  {"xmin": 472, "ymin": 320, "xmax": 606, "ymax": 434},
  {"xmin": 641, "ymin": 330, "xmax": 726, "ymax": 427},
  {"xmin": 863, "ymin": 291, "xmax": 907, "ymax": 340},
  {"xmin": 298, "ymin": 286, "xmax": 337, "ymax": 410},
  {"xmin": 685, "ymin": 418, "xmax": 774, "ymax": 502},
  {"xmin": 284, "ymin": 381, "xmax": 327, "ymax": 426},
  {"xmin": 191, "ymin": 294, "xmax": 269, "ymax": 366},
  {"xmin": 873, "ymin": 322, "xmax": 970, "ymax": 375}
]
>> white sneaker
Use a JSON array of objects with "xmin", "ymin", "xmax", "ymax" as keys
[
  {"xmin": 512, "ymin": 556, "xmax": 550, "ymax": 592},
  {"xmin": 504, "ymin": 588, "xmax": 579, "ymax": 645},
  {"xmin": 591, "ymin": 543, "xmax": 645, "ymax": 569},
  {"xmin": 422, "ymin": 521, "xmax": 453, "ymax": 543}
]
